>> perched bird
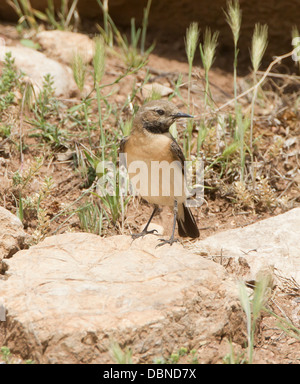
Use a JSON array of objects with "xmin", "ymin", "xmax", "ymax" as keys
[{"xmin": 120, "ymin": 100, "xmax": 200, "ymax": 246}]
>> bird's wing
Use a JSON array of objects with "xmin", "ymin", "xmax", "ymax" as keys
[
  {"xmin": 170, "ymin": 136, "xmax": 185, "ymax": 173},
  {"xmin": 119, "ymin": 136, "xmax": 129, "ymax": 167},
  {"xmin": 119, "ymin": 136, "xmax": 129, "ymax": 154}
]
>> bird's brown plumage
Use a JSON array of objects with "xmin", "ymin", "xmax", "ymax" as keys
[{"xmin": 120, "ymin": 100, "xmax": 199, "ymax": 244}]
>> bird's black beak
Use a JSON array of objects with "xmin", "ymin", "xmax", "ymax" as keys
[{"xmin": 173, "ymin": 112, "xmax": 194, "ymax": 119}]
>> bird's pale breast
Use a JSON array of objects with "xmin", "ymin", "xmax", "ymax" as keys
[{"xmin": 124, "ymin": 132, "xmax": 186, "ymax": 206}]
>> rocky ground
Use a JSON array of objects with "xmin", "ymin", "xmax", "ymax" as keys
[{"xmin": 0, "ymin": 19, "xmax": 300, "ymax": 363}]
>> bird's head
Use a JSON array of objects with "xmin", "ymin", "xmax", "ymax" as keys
[{"xmin": 134, "ymin": 100, "xmax": 193, "ymax": 134}]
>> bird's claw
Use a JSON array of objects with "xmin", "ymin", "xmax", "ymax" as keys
[{"xmin": 155, "ymin": 237, "xmax": 178, "ymax": 248}]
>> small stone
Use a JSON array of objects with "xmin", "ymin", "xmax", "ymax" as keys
[
  {"xmin": 0, "ymin": 207, "xmax": 26, "ymax": 261},
  {"xmin": 141, "ymin": 83, "xmax": 173, "ymax": 98}
]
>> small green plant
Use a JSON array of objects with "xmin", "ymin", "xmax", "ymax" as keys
[
  {"xmin": 0, "ymin": 52, "xmax": 19, "ymax": 115},
  {"xmin": 154, "ymin": 347, "xmax": 199, "ymax": 364},
  {"xmin": 97, "ymin": 0, "xmax": 154, "ymax": 69},
  {"xmin": 196, "ymin": 120, "xmax": 207, "ymax": 155},
  {"xmin": 235, "ymin": 105, "xmax": 249, "ymax": 181},
  {"xmin": 0, "ymin": 346, "xmax": 34, "ymax": 364},
  {"xmin": 94, "ymin": 165, "xmax": 131, "ymax": 228},
  {"xmin": 29, "ymin": 74, "xmax": 66, "ymax": 146},
  {"xmin": 13, "ymin": 158, "xmax": 52, "ymax": 230},
  {"xmin": 93, "ymin": 35, "xmax": 106, "ymax": 152},
  {"xmin": 8, "ymin": 0, "xmax": 79, "ymax": 31},
  {"xmin": 199, "ymin": 28, "xmax": 219, "ymax": 107},
  {"xmin": 183, "ymin": 22, "xmax": 200, "ymax": 158},
  {"xmin": 250, "ymin": 23, "xmax": 268, "ymax": 148},
  {"xmin": 13, "ymin": 157, "xmax": 43, "ymax": 190},
  {"xmin": 119, "ymin": 117, "xmax": 133, "ymax": 137},
  {"xmin": 238, "ymin": 274, "xmax": 273, "ymax": 364},
  {"xmin": 266, "ymin": 309, "xmax": 300, "ymax": 342},
  {"xmin": 45, "ymin": 0, "xmax": 79, "ymax": 31},
  {"xmin": 93, "ymin": 35, "xmax": 106, "ymax": 85},
  {"xmin": 0, "ymin": 123, "xmax": 12, "ymax": 138},
  {"xmin": 109, "ymin": 341, "xmax": 133, "ymax": 364},
  {"xmin": 1, "ymin": 346, "xmax": 11, "ymax": 363},
  {"xmin": 72, "ymin": 52, "xmax": 86, "ymax": 94},
  {"xmin": 77, "ymin": 202, "xmax": 104, "ymax": 236},
  {"xmin": 223, "ymin": 341, "xmax": 246, "ymax": 364},
  {"xmin": 7, "ymin": 0, "xmax": 44, "ymax": 30},
  {"xmin": 224, "ymin": 0, "xmax": 242, "ymax": 113},
  {"xmin": 97, "ymin": 0, "xmax": 113, "ymax": 46},
  {"xmin": 185, "ymin": 22, "xmax": 200, "ymax": 111}
]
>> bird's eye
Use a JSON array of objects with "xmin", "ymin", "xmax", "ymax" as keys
[{"xmin": 156, "ymin": 109, "xmax": 165, "ymax": 116}]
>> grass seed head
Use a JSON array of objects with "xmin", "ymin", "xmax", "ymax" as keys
[
  {"xmin": 251, "ymin": 23, "xmax": 268, "ymax": 73},
  {"xmin": 200, "ymin": 27, "xmax": 219, "ymax": 73},
  {"xmin": 185, "ymin": 22, "xmax": 200, "ymax": 66},
  {"xmin": 72, "ymin": 51, "xmax": 86, "ymax": 93},
  {"xmin": 225, "ymin": 0, "xmax": 242, "ymax": 46}
]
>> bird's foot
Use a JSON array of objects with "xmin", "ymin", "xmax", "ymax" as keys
[
  {"xmin": 156, "ymin": 237, "xmax": 178, "ymax": 248},
  {"xmin": 131, "ymin": 229, "xmax": 158, "ymax": 240}
]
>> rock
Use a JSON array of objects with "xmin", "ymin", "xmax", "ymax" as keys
[
  {"xmin": 36, "ymin": 30, "xmax": 95, "ymax": 65},
  {"xmin": 141, "ymin": 83, "xmax": 173, "ymax": 98},
  {"xmin": 0, "ymin": 207, "xmax": 26, "ymax": 262},
  {"xmin": 0, "ymin": 233, "xmax": 243, "ymax": 363},
  {"xmin": 192, "ymin": 208, "xmax": 300, "ymax": 284},
  {"xmin": 0, "ymin": 46, "xmax": 78, "ymax": 98},
  {"xmin": 148, "ymin": 223, "xmax": 164, "ymax": 235}
]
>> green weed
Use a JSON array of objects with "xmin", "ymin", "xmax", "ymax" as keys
[
  {"xmin": 8, "ymin": 0, "xmax": 79, "ymax": 31},
  {"xmin": 154, "ymin": 347, "xmax": 199, "ymax": 364},
  {"xmin": 224, "ymin": 0, "xmax": 242, "ymax": 112},
  {"xmin": 97, "ymin": 0, "xmax": 155, "ymax": 69},
  {"xmin": 29, "ymin": 74, "xmax": 66, "ymax": 146},
  {"xmin": 185, "ymin": 22, "xmax": 200, "ymax": 111},
  {"xmin": 199, "ymin": 28, "xmax": 219, "ymax": 107},
  {"xmin": 110, "ymin": 341, "xmax": 133, "ymax": 364},
  {"xmin": 45, "ymin": 0, "xmax": 79, "ymax": 31},
  {"xmin": 77, "ymin": 201, "xmax": 104, "ymax": 236},
  {"xmin": 250, "ymin": 24, "xmax": 268, "ymax": 148},
  {"xmin": 0, "ymin": 52, "xmax": 19, "ymax": 114},
  {"xmin": 238, "ymin": 274, "xmax": 273, "ymax": 364}
]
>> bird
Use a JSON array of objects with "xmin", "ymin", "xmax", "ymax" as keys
[{"xmin": 120, "ymin": 100, "xmax": 200, "ymax": 246}]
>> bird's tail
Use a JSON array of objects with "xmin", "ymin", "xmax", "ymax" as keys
[{"xmin": 177, "ymin": 203, "xmax": 200, "ymax": 238}]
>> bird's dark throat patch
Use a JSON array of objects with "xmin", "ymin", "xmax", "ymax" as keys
[{"xmin": 142, "ymin": 120, "xmax": 167, "ymax": 134}]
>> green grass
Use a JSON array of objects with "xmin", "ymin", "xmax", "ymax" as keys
[
  {"xmin": 0, "ymin": 346, "xmax": 34, "ymax": 364},
  {"xmin": 8, "ymin": 0, "xmax": 79, "ymax": 31},
  {"xmin": 97, "ymin": 0, "xmax": 155, "ymax": 69}
]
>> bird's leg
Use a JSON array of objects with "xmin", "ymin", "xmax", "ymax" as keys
[
  {"xmin": 131, "ymin": 205, "xmax": 159, "ymax": 240},
  {"xmin": 156, "ymin": 200, "xmax": 179, "ymax": 247}
]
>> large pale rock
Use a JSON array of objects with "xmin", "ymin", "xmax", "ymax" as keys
[
  {"xmin": 0, "ymin": 207, "xmax": 26, "ymax": 262},
  {"xmin": 0, "ymin": 46, "xmax": 78, "ymax": 97},
  {"xmin": 193, "ymin": 208, "xmax": 300, "ymax": 284},
  {"xmin": 0, "ymin": 233, "xmax": 243, "ymax": 363},
  {"xmin": 36, "ymin": 30, "xmax": 95, "ymax": 65}
]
